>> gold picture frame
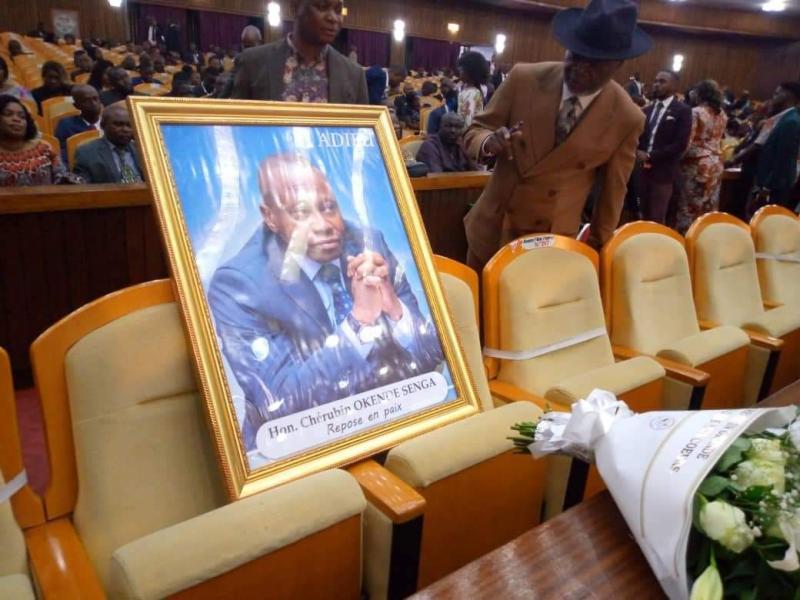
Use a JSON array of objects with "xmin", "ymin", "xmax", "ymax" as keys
[{"xmin": 129, "ymin": 97, "xmax": 480, "ymax": 500}]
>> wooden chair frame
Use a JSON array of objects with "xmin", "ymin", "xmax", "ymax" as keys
[{"xmin": 685, "ymin": 212, "xmax": 791, "ymax": 396}]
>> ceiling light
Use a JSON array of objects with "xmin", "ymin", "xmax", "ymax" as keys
[
  {"xmin": 342, "ymin": 7, "xmax": 348, "ymax": 16},
  {"xmin": 495, "ymin": 33, "xmax": 506, "ymax": 55},
  {"xmin": 267, "ymin": 2, "xmax": 281, "ymax": 27},
  {"xmin": 393, "ymin": 19, "xmax": 405, "ymax": 42},
  {"xmin": 447, "ymin": 23, "xmax": 460, "ymax": 34},
  {"xmin": 762, "ymin": 0, "xmax": 786, "ymax": 11},
  {"xmin": 108, "ymin": 0, "xmax": 122, "ymax": 6},
  {"xmin": 672, "ymin": 53, "xmax": 684, "ymax": 72}
]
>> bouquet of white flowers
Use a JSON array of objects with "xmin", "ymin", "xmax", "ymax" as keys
[{"xmin": 510, "ymin": 390, "xmax": 800, "ymax": 600}]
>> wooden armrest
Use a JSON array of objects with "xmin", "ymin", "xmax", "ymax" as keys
[
  {"xmin": 612, "ymin": 345, "xmax": 709, "ymax": 387},
  {"xmin": 698, "ymin": 319, "xmax": 719, "ymax": 331},
  {"xmin": 742, "ymin": 328, "xmax": 784, "ymax": 351},
  {"xmin": 25, "ymin": 518, "xmax": 105, "ymax": 599},
  {"xmin": 764, "ymin": 300, "xmax": 783, "ymax": 309},
  {"xmin": 488, "ymin": 380, "xmax": 570, "ymax": 412},
  {"xmin": 347, "ymin": 459, "xmax": 426, "ymax": 524}
]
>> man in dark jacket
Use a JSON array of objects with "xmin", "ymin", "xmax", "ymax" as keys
[
  {"xmin": 636, "ymin": 70, "xmax": 692, "ymax": 224},
  {"xmin": 231, "ymin": 0, "xmax": 367, "ymax": 104}
]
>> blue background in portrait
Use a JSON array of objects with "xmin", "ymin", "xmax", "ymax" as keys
[{"xmin": 159, "ymin": 123, "xmax": 455, "ymax": 403}]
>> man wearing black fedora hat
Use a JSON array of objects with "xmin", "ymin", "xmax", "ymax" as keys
[{"xmin": 463, "ymin": 0, "xmax": 652, "ymax": 269}]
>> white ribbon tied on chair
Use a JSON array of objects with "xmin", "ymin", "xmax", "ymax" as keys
[
  {"xmin": 528, "ymin": 389, "xmax": 633, "ymax": 463},
  {"xmin": 0, "ymin": 470, "xmax": 27, "ymax": 504}
]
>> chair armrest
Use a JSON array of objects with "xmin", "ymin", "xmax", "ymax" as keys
[
  {"xmin": 612, "ymin": 345, "xmax": 709, "ymax": 387},
  {"xmin": 488, "ymin": 380, "xmax": 570, "ymax": 412},
  {"xmin": 742, "ymin": 328, "xmax": 784, "ymax": 351},
  {"xmin": 764, "ymin": 300, "xmax": 783, "ymax": 309},
  {"xmin": 25, "ymin": 518, "xmax": 105, "ymax": 600},
  {"xmin": 347, "ymin": 460, "xmax": 426, "ymax": 524},
  {"xmin": 698, "ymin": 319, "xmax": 719, "ymax": 331}
]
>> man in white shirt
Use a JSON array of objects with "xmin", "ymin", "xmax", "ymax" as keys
[{"xmin": 145, "ymin": 16, "xmax": 165, "ymax": 47}]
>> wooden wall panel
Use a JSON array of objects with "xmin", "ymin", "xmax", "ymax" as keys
[
  {"xmin": 0, "ymin": 0, "xmax": 129, "ymax": 43},
  {"xmin": 754, "ymin": 41, "xmax": 800, "ymax": 99}
]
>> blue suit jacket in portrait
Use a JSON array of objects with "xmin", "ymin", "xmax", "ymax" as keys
[
  {"xmin": 207, "ymin": 222, "xmax": 444, "ymax": 450},
  {"xmin": 54, "ymin": 115, "xmax": 97, "ymax": 164}
]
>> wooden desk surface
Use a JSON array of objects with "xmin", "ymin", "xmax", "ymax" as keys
[{"xmin": 412, "ymin": 382, "xmax": 800, "ymax": 600}]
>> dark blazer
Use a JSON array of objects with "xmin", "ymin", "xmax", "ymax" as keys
[
  {"xmin": 416, "ymin": 134, "xmax": 477, "ymax": 173},
  {"xmin": 54, "ymin": 115, "xmax": 97, "ymax": 163},
  {"xmin": 207, "ymin": 223, "xmax": 443, "ymax": 449},
  {"xmin": 638, "ymin": 97, "xmax": 692, "ymax": 182},
  {"xmin": 231, "ymin": 39, "xmax": 368, "ymax": 104},
  {"xmin": 757, "ymin": 108, "xmax": 800, "ymax": 192},
  {"xmin": 73, "ymin": 138, "xmax": 143, "ymax": 183}
]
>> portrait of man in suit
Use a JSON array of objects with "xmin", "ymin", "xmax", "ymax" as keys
[
  {"xmin": 207, "ymin": 154, "xmax": 444, "ymax": 450},
  {"xmin": 636, "ymin": 70, "xmax": 692, "ymax": 224}
]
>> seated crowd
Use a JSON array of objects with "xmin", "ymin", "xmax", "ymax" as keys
[{"xmin": 0, "ymin": 14, "xmax": 798, "ymax": 228}]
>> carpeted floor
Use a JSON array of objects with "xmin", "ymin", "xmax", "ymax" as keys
[{"xmin": 14, "ymin": 388, "xmax": 50, "ymax": 495}]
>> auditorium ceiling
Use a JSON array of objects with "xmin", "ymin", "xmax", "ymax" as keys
[{"xmin": 476, "ymin": 0, "xmax": 800, "ymax": 16}]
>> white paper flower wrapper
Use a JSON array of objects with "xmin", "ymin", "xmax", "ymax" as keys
[{"xmin": 530, "ymin": 389, "xmax": 797, "ymax": 600}]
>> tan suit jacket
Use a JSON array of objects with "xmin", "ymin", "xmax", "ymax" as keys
[{"xmin": 463, "ymin": 62, "xmax": 644, "ymax": 266}]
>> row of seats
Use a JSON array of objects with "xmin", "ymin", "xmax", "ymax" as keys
[{"xmin": 0, "ymin": 207, "xmax": 797, "ymax": 599}]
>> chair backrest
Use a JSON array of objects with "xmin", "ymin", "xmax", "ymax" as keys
[
  {"xmin": 601, "ymin": 222, "xmax": 701, "ymax": 355},
  {"xmin": 751, "ymin": 205, "xmax": 800, "ymax": 306},
  {"xmin": 685, "ymin": 212, "xmax": 764, "ymax": 328},
  {"xmin": 38, "ymin": 133, "xmax": 60, "ymax": 157},
  {"xmin": 433, "ymin": 256, "xmax": 492, "ymax": 411},
  {"xmin": 67, "ymin": 129, "xmax": 102, "ymax": 169},
  {"xmin": 73, "ymin": 72, "xmax": 90, "ymax": 85},
  {"xmin": 49, "ymin": 107, "xmax": 80, "ymax": 137},
  {"xmin": 41, "ymin": 95, "xmax": 72, "ymax": 121},
  {"xmin": 133, "ymin": 82, "xmax": 170, "ymax": 96},
  {"xmin": 484, "ymin": 234, "xmax": 613, "ymax": 397},
  {"xmin": 400, "ymin": 135, "xmax": 425, "ymax": 161},
  {"xmin": 31, "ymin": 280, "xmax": 225, "ymax": 587},
  {"xmin": 0, "ymin": 347, "xmax": 44, "ymax": 578},
  {"xmin": 419, "ymin": 106, "xmax": 434, "ymax": 132}
]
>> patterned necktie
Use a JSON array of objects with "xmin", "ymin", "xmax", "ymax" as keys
[
  {"xmin": 114, "ymin": 146, "xmax": 141, "ymax": 183},
  {"xmin": 317, "ymin": 263, "xmax": 353, "ymax": 326},
  {"xmin": 555, "ymin": 96, "xmax": 580, "ymax": 146}
]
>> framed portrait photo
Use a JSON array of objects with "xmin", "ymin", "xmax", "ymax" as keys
[
  {"xmin": 51, "ymin": 9, "xmax": 80, "ymax": 39},
  {"xmin": 129, "ymin": 98, "xmax": 481, "ymax": 499}
]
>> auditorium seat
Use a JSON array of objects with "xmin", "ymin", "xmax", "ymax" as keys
[
  {"xmin": 0, "ymin": 348, "xmax": 39, "ymax": 600},
  {"xmin": 50, "ymin": 107, "xmax": 80, "ymax": 138},
  {"xmin": 750, "ymin": 205, "xmax": 800, "ymax": 306},
  {"xmin": 133, "ymin": 82, "xmax": 170, "ymax": 96},
  {"xmin": 399, "ymin": 134, "xmax": 425, "ymax": 160},
  {"xmin": 29, "ymin": 280, "xmax": 366, "ymax": 599},
  {"xmin": 41, "ymin": 96, "xmax": 74, "ymax": 133},
  {"xmin": 601, "ymin": 222, "xmax": 755, "ymax": 409},
  {"xmin": 686, "ymin": 212, "xmax": 800, "ymax": 396},
  {"xmin": 39, "ymin": 133, "xmax": 60, "ymax": 156},
  {"xmin": 483, "ymin": 234, "xmax": 665, "ymax": 411},
  {"xmin": 67, "ymin": 129, "xmax": 102, "ymax": 170},
  {"xmin": 356, "ymin": 257, "xmax": 547, "ymax": 600}
]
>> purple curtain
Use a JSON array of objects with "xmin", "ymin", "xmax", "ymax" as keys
[
  {"xmin": 409, "ymin": 37, "xmax": 460, "ymax": 72},
  {"xmin": 347, "ymin": 29, "xmax": 390, "ymax": 67},
  {"xmin": 136, "ymin": 4, "xmax": 188, "ymax": 47},
  {"xmin": 196, "ymin": 10, "xmax": 250, "ymax": 52}
]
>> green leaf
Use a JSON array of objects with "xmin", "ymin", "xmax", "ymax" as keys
[
  {"xmin": 738, "ymin": 588, "xmax": 756, "ymax": 600},
  {"xmin": 715, "ymin": 438, "xmax": 752, "ymax": 473},
  {"xmin": 699, "ymin": 475, "xmax": 730, "ymax": 498}
]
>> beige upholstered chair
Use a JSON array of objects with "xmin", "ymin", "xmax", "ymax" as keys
[
  {"xmin": 0, "ymin": 348, "xmax": 38, "ymax": 600},
  {"xmin": 751, "ymin": 205, "xmax": 800, "ymax": 307},
  {"xmin": 483, "ymin": 235, "xmax": 666, "ymax": 411},
  {"xmin": 30, "ymin": 280, "xmax": 367, "ymax": 599},
  {"xmin": 602, "ymin": 221, "xmax": 768, "ymax": 409},
  {"xmin": 686, "ymin": 212, "xmax": 800, "ymax": 396},
  {"xmin": 354, "ymin": 257, "xmax": 548, "ymax": 600}
]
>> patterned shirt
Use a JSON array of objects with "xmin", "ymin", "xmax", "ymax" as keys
[{"xmin": 282, "ymin": 34, "xmax": 329, "ymax": 103}]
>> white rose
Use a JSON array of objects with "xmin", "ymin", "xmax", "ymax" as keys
[
  {"xmin": 747, "ymin": 438, "xmax": 785, "ymax": 465},
  {"xmin": 690, "ymin": 563, "xmax": 723, "ymax": 600},
  {"xmin": 768, "ymin": 519, "xmax": 800, "ymax": 572},
  {"xmin": 734, "ymin": 459, "xmax": 785, "ymax": 495},
  {"xmin": 699, "ymin": 501, "xmax": 754, "ymax": 553}
]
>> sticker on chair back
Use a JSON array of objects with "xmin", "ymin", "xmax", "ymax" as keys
[{"xmin": 519, "ymin": 235, "xmax": 555, "ymax": 250}]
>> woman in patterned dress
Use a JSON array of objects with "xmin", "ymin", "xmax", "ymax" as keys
[
  {"xmin": 456, "ymin": 51, "xmax": 490, "ymax": 128},
  {"xmin": 0, "ymin": 95, "xmax": 80, "ymax": 186},
  {"xmin": 675, "ymin": 80, "xmax": 728, "ymax": 233}
]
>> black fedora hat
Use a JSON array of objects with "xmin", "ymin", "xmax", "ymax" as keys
[{"xmin": 552, "ymin": 0, "xmax": 652, "ymax": 61}]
